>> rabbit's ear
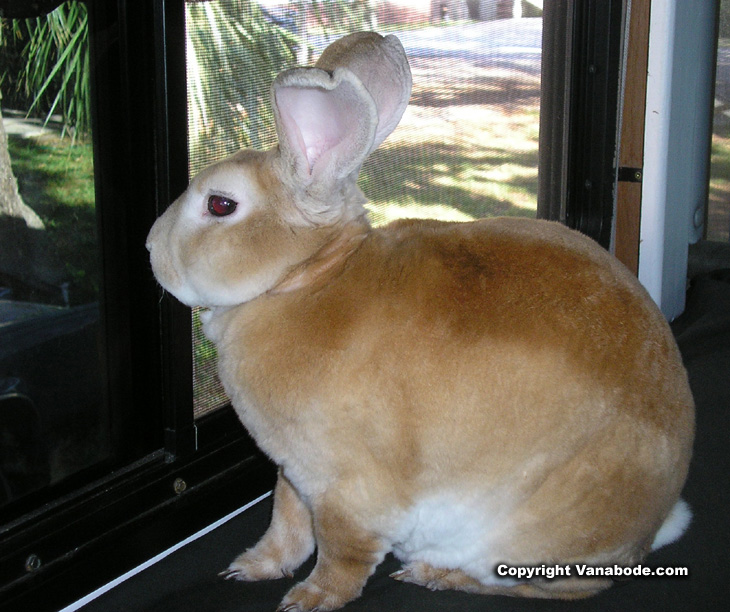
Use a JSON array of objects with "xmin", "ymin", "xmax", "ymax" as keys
[
  {"xmin": 315, "ymin": 32, "xmax": 412, "ymax": 153},
  {"xmin": 272, "ymin": 67, "xmax": 378, "ymax": 185}
]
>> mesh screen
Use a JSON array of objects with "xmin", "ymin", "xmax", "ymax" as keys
[{"xmin": 186, "ymin": 0, "xmax": 542, "ymax": 417}]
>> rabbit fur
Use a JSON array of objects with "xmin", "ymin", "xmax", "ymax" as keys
[{"xmin": 147, "ymin": 32, "xmax": 694, "ymax": 611}]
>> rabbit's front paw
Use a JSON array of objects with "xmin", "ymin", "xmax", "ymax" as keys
[
  {"xmin": 222, "ymin": 471, "xmax": 315, "ymax": 583},
  {"xmin": 220, "ymin": 548, "xmax": 295, "ymax": 582},
  {"xmin": 277, "ymin": 580, "xmax": 348, "ymax": 612}
]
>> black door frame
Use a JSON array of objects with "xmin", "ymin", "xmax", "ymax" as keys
[{"xmin": 539, "ymin": 0, "xmax": 624, "ymax": 250}]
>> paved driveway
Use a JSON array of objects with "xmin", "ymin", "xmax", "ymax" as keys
[
  {"xmin": 393, "ymin": 18, "xmax": 542, "ymax": 69},
  {"xmin": 310, "ymin": 18, "xmax": 542, "ymax": 73}
]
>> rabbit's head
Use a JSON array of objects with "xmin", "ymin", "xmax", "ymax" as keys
[{"xmin": 146, "ymin": 32, "xmax": 412, "ymax": 308}]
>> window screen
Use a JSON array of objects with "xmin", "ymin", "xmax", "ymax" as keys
[{"xmin": 186, "ymin": 0, "xmax": 543, "ymax": 417}]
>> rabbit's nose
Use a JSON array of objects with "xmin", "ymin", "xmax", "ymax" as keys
[{"xmin": 146, "ymin": 220, "xmax": 161, "ymax": 252}]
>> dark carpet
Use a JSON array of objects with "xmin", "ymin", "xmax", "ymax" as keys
[{"xmin": 81, "ymin": 271, "xmax": 730, "ymax": 612}]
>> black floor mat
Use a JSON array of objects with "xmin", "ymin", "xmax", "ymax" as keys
[{"xmin": 81, "ymin": 272, "xmax": 730, "ymax": 612}]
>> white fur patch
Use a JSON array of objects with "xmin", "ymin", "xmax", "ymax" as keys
[
  {"xmin": 390, "ymin": 493, "xmax": 692, "ymax": 587},
  {"xmin": 651, "ymin": 498, "xmax": 692, "ymax": 550},
  {"xmin": 391, "ymin": 491, "xmax": 508, "ymax": 583}
]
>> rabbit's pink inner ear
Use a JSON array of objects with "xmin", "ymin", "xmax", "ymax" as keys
[
  {"xmin": 275, "ymin": 79, "xmax": 376, "ymax": 181},
  {"xmin": 276, "ymin": 87, "xmax": 341, "ymax": 175}
]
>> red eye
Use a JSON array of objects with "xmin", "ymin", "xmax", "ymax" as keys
[{"xmin": 207, "ymin": 195, "xmax": 238, "ymax": 217}]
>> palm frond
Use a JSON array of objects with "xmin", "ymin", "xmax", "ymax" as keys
[{"xmin": 0, "ymin": 2, "xmax": 90, "ymax": 139}]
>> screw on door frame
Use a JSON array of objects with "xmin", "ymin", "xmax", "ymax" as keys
[
  {"xmin": 25, "ymin": 554, "xmax": 41, "ymax": 573},
  {"xmin": 173, "ymin": 477, "xmax": 187, "ymax": 495}
]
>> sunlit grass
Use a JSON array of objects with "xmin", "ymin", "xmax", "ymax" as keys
[
  {"xmin": 365, "ymin": 198, "xmax": 475, "ymax": 225},
  {"xmin": 359, "ymin": 60, "xmax": 540, "ymax": 227},
  {"xmin": 8, "ymin": 137, "xmax": 94, "ymax": 211}
]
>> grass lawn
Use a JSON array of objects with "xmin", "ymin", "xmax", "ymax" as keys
[{"xmin": 6, "ymin": 132, "xmax": 98, "ymax": 304}]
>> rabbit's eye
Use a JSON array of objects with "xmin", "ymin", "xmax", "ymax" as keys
[{"xmin": 208, "ymin": 195, "xmax": 238, "ymax": 217}]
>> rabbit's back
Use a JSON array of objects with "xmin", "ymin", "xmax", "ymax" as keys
[{"xmin": 256, "ymin": 215, "xmax": 690, "ymax": 414}]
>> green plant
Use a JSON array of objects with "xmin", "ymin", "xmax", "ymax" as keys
[{"xmin": 0, "ymin": 2, "xmax": 90, "ymax": 140}]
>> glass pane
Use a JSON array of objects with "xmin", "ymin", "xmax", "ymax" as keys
[
  {"xmin": 186, "ymin": 0, "xmax": 542, "ymax": 417},
  {"xmin": 0, "ymin": 3, "xmax": 110, "ymax": 508},
  {"xmin": 711, "ymin": 1, "xmax": 730, "ymax": 242}
]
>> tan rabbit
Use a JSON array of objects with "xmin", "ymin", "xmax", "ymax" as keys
[{"xmin": 146, "ymin": 32, "xmax": 694, "ymax": 612}]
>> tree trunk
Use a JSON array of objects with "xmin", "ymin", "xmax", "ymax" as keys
[{"xmin": 0, "ymin": 108, "xmax": 45, "ymax": 229}]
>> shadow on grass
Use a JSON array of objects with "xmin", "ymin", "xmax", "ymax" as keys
[
  {"xmin": 5, "ymin": 134, "xmax": 98, "ymax": 304},
  {"xmin": 410, "ymin": 70, "xmax": 541, "ymax": 111},
  {"xmin": 360, "ymin": 140, "xmax": 538, "ymax": 222}
]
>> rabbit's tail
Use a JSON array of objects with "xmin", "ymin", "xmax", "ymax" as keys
[{"xmin": 651, "ymin": 498, "xmax": 692, "ymax": 550}]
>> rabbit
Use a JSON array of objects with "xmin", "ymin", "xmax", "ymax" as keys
[{"xmin": 146, "ymin": 31, "xmax": 694, "ymax": 612}]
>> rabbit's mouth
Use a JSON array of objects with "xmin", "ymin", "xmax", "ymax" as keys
[
  {"xmin": 147, "ymin": 215, "xmax": 203, "ymax": 307},
  {"xmin": 147, "ymin": 248, "xmax": 199, "ymax": 307}
]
